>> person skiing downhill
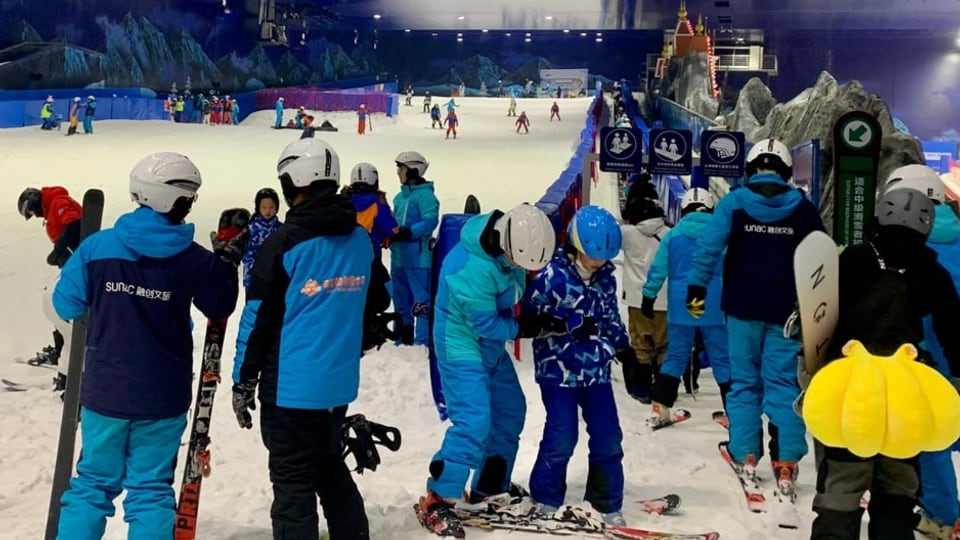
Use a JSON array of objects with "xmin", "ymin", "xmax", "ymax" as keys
[
  {"xmin": 415, "ymin": 204, "xmax": 563, "ymax": 538},
  {"xmin": 522, "ymin": 205, "xmax": 634, "ymax": 526},
  {"xmin": 643, "ymin": 188, "xmax": 731, "ymax": 425},
  {"xmin": 515, "ymin": 112, "xmax": 530, "ymax": 134},
  {"xmin": 686, "ymin": 138, "xmax": 824, "ymax": 492},
  {"xmin": 810, "ymin": 186, "xmax": 960, "ymax": 540},
  {"xmin": 17, "ymin": 186, "xmax": 83, "ymax": 392},
  {"xmin": 883, "ymin": 165, "xmax": 960, "ymax": 539},
  {"xmin": 232, "ymin": 139, "xmax": 374, "ymax": 540},
  {"xmin": 52, "ymin": 152, "xmax": 244, "ymax": 538},
  {"xmin": 391, "ymin": 151, "xmax": 440, "ymax": 345}
]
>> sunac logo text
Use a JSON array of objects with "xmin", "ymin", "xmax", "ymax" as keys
[{"xmin": 300, "ymin": 275, "xmax": 366, "ymax": 297}]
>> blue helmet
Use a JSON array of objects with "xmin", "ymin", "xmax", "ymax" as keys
[{"xmin": 567, "ymin": 205, "xmax": 622, "ymax": 260}]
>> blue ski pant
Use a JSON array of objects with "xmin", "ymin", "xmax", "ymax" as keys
[
  {"xmin": 82, "ymin": 116, "xmax": 93, "ymax": 133},
  {"xmin": 391, "ymin": 266, "xmax": 431, "ymax": 345},
  {"xmin": 660, "ymin": 324, "xmax": 730, "ymax": 385},
  {"xmin": 529, "ymin": 383, "xmax": 624, "ymax": 514},
  {"xmin": 726, "ymin": 316, "xmax": 807, "ymax": 463},
  {"xmin": 57, "ymin": 407, "xmax": 186, "ymax": 540},
  {"xmin": 275, "ymin": 111, "xmax": 283, "ymax": 128},
  {"xmin": 919, "ymin": 345, "xmax": 960, "ymax": 526},
  {"xmin": 428, "ymin": 352, "xmax": 526, "ymax": 500}
]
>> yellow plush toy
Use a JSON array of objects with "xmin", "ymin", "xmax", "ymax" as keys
[{"xmin": 802, "ymin": 340, "xmax": 960, "ymax": 459}]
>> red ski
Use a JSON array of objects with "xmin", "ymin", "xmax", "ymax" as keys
[
  {"xmin": 636, "ymin": 494, "xmax": 682, "ymax": 515},
  {"xmin": 718, "ymin": 441, "xmax": 766, "ymax": 513}
]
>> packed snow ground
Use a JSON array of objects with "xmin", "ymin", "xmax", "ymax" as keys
[{"xmin": 0, "ymin": 96, "xmax": 867, "ymax": 539}]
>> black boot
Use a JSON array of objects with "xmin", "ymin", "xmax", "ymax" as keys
[
  {"xmin": 399, "ymin": 324, "xmax": 415, "ymax": 346},
  {"xmin": 811, "ymin": 507, "xmax": 864, "ymax": 540},
  {"xmin": 651, "ymin": 373, "xmax": 681, "ymax": 409},
  {"xmin": 718, "ymin": 382, "xmax": 731, "ymax": 412},
  {"xmin": 623, "ymin": 361, "xmax": 653, "ymax": 403}
]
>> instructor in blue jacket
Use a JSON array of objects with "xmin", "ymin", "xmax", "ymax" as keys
[
  {"xmin": 391, "ymin": 150, "xmax": 440, "ymax": 345},
  {"xmin": 686, "ymin": 138, "xmax": 824, "ymax": 491},
  {"xmin": 415, "ymin": 205, "xmax": 566, "ymax": 538},
  {"xmin": 53, "ymin": 152, "xmax": 243, "ymax": 539},
  {"xmin": 232, "ymin": 138, "xmax": 374, "ymax": 540}
]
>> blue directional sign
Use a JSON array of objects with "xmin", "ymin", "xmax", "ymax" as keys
[
  {"xmin": 649, "ymin": 128, "xmax": 693, "ymax": 175},
  {"xmin": 599, "ymin": 127, "xmax": 643, "ymax": 173},
  {"xmin": 700, "ymin": 130, "xmax": 746, "ymax": 178}
]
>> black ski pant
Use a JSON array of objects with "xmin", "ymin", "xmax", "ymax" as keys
[
  {"xmin": 260, "ymin": 403, "xmax": 369, "ymax": 540},
  {"xmin": 810, "ymin": 441, "xmax": 919, "ymax": 540}
]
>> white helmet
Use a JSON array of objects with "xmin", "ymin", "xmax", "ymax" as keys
[
  {"xmin": 746, "ymin": 138, "xmax": 793, "ymax": 180},
  {"xmin": 73, "ymin": 97, "xmax": 80, "ymax": 103},
  {"xmin": 276, "ymin": 138, "xmax": 340, "ymax": 187},
  {"xmin": 129, "ymin": 152, "xmax": 202, "ymax": 214},
  {"xmin": 350, "ymin": 162, "xmax": 379, "ymax": 187},
  {"xmin": 680, "ymin": 187, "xmax": 716, "ymax": 212},
  {"xmin": 494, "ymin": 204, "xmax": 556, "ymax": 272},
  {"xmin": 884, "ymin": 164, "xmax": 945, "ymax": 204},
  {"xmin": 395, "ymin": 150, "xmax": 429, "ymax": 178}
]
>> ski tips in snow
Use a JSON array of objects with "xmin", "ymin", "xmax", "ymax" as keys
[
  {"xmin": 463, "ymin": 194, "xmax": 480, "ymax": 215},
  {"xmin": 648, "ymin": 409, "xmax": 692, "ymax": 431},
  {"xmin": 635, "ymin": 493, "xmax": 682, "ymax": 515}
]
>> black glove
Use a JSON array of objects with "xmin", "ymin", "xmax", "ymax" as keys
[
  {"xmin": 46, "ymin": 246, "xmax": 71, "ymax": 268},
  {"xmin": 640, "ymin": 296, "xmax": 656, "ymax": 319},
  {"xmin": 568, "ymin": 313, "xmax": 599, "ymax": 340},
  {"xmin": 392, "ymin": 227, "xmax": 413, "ymax": 242},
  {"xmin": 516, "ymin": 313, "xmax": 567, "ymax": 339},
  {"xmin": 615, "ymin": 347, "xmax": 638, "ymax": 366},
  {"xmin": 210, "ymin": 228, "xmax": 249, "ymax": 268},
  {"xmin": 231, "ymin": 380, "xmax": 257, "ymax": 429},
  {"xmin": 686, "ymin": 285, "xmax": 707, "ymax": 319}
]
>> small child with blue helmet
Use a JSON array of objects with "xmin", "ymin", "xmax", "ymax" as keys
[{"xmin": 521, "ymin": 205, "xmax": 635, "ymax": 526}]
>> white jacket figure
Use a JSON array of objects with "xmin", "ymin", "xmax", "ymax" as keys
[{"xmin": 620, "ymin": 217, "xmax": 669, "ymax": 311}]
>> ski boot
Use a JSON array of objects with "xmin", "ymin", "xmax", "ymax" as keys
[
  {"xmin": 27, "ymin": 345, "xmax": 60, "ymax": 368},
  {"xmin": 602, "ymin": 511, "xmax": 627, "ymax": 527},
  {"xmin": 735, "ymin": 454, "xmax": 759, "ymax": 482},
  {"xmin": 415, "ymin": 491, "xmax": 465, "ymax": 538},
  {"xmin": 915, "ymin": 510, "xmax": 959, "ymax": 540},
  {"xmin": 772, "ymin": 461, "xmax": 799, "ymax": 502},
  {"xmin": 649, "ymin": 402, "xmax": 672, "ymax": 428}
]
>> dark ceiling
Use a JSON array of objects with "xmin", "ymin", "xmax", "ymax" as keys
[{"xmin": 233, "ymin": 0, "xmax": 960, "ymax": 31}]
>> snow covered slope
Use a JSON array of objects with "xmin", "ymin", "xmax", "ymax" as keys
[{"xmin": 0, "ymin": 96, "xmax": 839, "ymax": 538}]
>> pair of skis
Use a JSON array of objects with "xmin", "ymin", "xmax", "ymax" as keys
[{"xmin": 453, "ymin": 494, "xmax": 718, "ymax": 539}]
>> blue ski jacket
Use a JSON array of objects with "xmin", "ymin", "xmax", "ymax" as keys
[
  {"xmin": 233, "ymin": 191, "xmax": 373, "ymax": 410},
  {"xmin": 242, "ymin": 214, "xmax": 282, "ymax": 289},
  {"xmin": 522, "ymin": 248, "xmax": 629, "ymax": 387},
  {"xmin": 434, "ymin": 212, "xmax": 526, "ymax": 364},
  {"xmin": 923, "ymin": 204, "xmax": 960, "ymax": 376},
  {"xmin": 391, "ymin": 180, "xmax": 439, "ymax": 269},
  {"xmin": 643, "ymin": 211, "xmax": 725, "ymax": 326},
  {"xmin": 53, "ymin": 206, "xmax": 239, "ymax": 420},
  {"xmin": 688, "ymin": 173, "xmax": 824, "ymax": 324}
]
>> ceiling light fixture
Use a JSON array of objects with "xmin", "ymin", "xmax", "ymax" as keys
[
  {"xmin": 505, "ymin": 32, "xmax": 512, "ymax": 36},
  {"xmin": 525, "ymin": 32, "xmax": 531, "ymax": 37},
  {"xmin": 580, "ymin": 32, "xmax": 588, "ymax": 36},
  {"xmin": 563, "ymin": 29, "xmax": 570, "ymax": 33},
  {"xmin": 595, "ymin": 37, "xmax": 603, "ymax": 43},
  {"xmin": 457, "ymin": 15, "xmax": 465, "ymax": 20},
  {"xmin": 525, "ymin": 37, "xmax": 532, "ymax": 42},
  {"xmin": 482, "ymin": 28, "xmax": 489, "ymax": 33},
  {"xmin": 404, "ymin": 28, "xmax": 411, "ymax": 32},
  {"xmin": 545, "ymin": 16, "xmax": 553, "ymax": 20},
  {"xmin": 373, "ymin": 13, "xmax": 381, "ymax": 20},
  {"xmin": 457, "ymin": 37, "xmax": 463, "ymax": 42}
]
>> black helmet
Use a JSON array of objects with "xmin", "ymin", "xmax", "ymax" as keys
[
  {"xmin": 18, "ymin": 188, "xmax": 42, "ymax": 220},
  {"xmin": 254, "ymin": 187, "xmax": 280, "ymax": 214}
]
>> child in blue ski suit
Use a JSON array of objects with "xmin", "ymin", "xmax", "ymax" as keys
[
  {"xmin": 416, "ymin": 205, "xmax": 561, "ymax": 538},
  {"xmin": 523, "ymin": 205, "xmax": 633, "ymax": 525},
  {"xmin": 687, "ymin": 138, "xmax": 824, "ymax": 483},
  {"xmin": 274, "ymin": 97, "xmax": 284, "ymax": 128},
  {"xmin": 885, "ymin": 165, "xmax": 960, "ymax": 538},
  {"xmin": 241, "ymin": 187, "xmax": 282, "ymax": 289},
  {"xmin": 52, "ymin": 152, "xmax": 243, "ymax": 539},
  {"xmin": 83, "ymin": 96, "xmax": 96, "ymax": 134},
  {"xmin": 391, "ymin": 151, "xmax": 439, "ymax": 345},
  {"xmin": 643, "ymin": 188, "xmax": 730, "ymax": 425}
]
